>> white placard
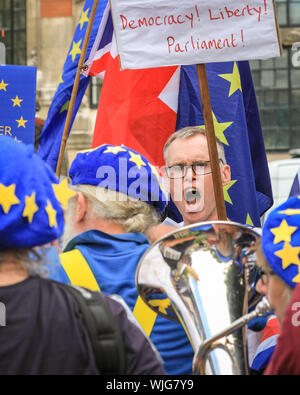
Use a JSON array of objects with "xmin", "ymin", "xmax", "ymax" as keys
[{"xmin": 110, "ymin": 0, "xmax": 281, "ymax": 69}]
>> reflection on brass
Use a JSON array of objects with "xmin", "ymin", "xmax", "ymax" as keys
[{"xmin": 136, "ymin": 221, "xmax": 271, "ymax": 375}]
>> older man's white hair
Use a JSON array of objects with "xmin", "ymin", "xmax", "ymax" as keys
[{"xmin": 62, "ymin": 184, "xmax": 160, "ymax": 249}]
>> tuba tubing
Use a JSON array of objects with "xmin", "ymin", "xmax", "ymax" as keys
[{"xmin": 194, "ymin": 296, "xmax": 271, "ymax": 374}]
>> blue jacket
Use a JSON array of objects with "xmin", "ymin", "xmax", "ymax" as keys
[{"xmin": 53, "ymin": 229, "xmax": 194, "ymax": 374}]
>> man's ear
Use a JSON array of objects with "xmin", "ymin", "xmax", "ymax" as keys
[
  {"xmin": 75, "ymin": 192, "xmax": 88, "ymax": 223},
  {"xmin": 221, "ymin": 164, "xmax": 231, "ymax": 186}
]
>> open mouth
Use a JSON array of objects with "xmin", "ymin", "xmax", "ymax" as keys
[{"xmin": 184, "ymin": 187, "xmax": 201, "ymax": 203}]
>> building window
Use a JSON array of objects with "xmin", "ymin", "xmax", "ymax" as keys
[
  {"xmin": 276, "ymin": 0, "xmax": 300, "ymax": 26},
  {"xmin": 250, "ymin": 48, "xmax": 300, "ymax": 150},
  {"xmin": 90, "ymin": 76, "xmax": 102, "ymax": 109},
  {"xmin": 0, "ymin": 0, "xmax": 27, "ymax": 65}
]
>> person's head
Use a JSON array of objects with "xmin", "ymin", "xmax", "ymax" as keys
[
  {"xmin": 256, "ymin": 195, "xmax": 300, "ymax": 326},
  {"xmin": 62, "ymin": 144, "xmax": 168, "ymax": 249},
  {"xmin": 163, "ymin": 127, "xmax": 231, "ymax": 225},
  {"xmin": 0, "ymin": 136, "xmax": 71, "ymax": 275}
]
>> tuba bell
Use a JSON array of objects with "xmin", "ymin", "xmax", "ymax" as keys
[{"xmin": 136, "ymin": 221, "xmax": 271, "ymax": 375}]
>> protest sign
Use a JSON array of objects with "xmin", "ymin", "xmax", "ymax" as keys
[
  {"xmin": 110, "ymin": 0, "xmax": 282, "ymax": 69},
  {"xmin": 0, "ymin": 65, "xmax": 36, "ymax": 145}
]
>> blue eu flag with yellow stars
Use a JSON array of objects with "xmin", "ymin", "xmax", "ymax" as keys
[
  {"xmin": 175, "ymin": 61, "xmax": 273, "ymax": 227},
  {"xmin": 37, "ymin": 0, "xmax": 107, "ymax": 171},
  {"xmin": 0, "ymin": 65, "xmax": 36, "ymax": 145}
]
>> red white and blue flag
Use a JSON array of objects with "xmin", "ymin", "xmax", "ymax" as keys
[
  {"xmin": 250, "ymin": 314, "xmax": 280, "ymax": 372},
  {"xmin": 83, "ymin": 3, "xmax": 179, "ymax": 168}
]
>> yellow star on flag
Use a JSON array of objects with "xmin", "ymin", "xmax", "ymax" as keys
[
  {"xmin": 0, "ymin": 80, "xmax": 8, "ymax": 91},
  {"xmin": 128, "ymin": 151, "xmax": 146, "ymax": 169},
  {"xmin": 246, "ymin": 213, "xmax": 254, "ymax": 226},
  {"xmin": 219, "ymin": 62, "xmax": 242, "ymax": 97},
  {"xmin": 200, "ymin": 112, "xmax": 233, "ymax": 146},
  {"xmin": 223, "ymin": 180, "xmax": 237, "ymax": 204},
  {"xmin": 52, "ymin": 178, "xmax": 76, "ymax": 209},
  {"xmin": 103, "ymin": 146, "xmax": 127, "ymax": 155},
  {"xmin": 58, "ymin": 74, "xmax": 64, "ymax": 85},
  {"xmin": 45, "ymin": 200, "xmax": 57, "ymax": 228},
  {"xmin": 79, "ymin": 8, "xmax": 89, "ymax": 30},
  {"xmin": 149, "ymin": 298, "xmax": 171, "ymax": 315},
  {"xmin": 0, "ymin": 183, "xmax": 20, "ymax": 214},
  {"xmin": 60, "ymin": 100, "xmax": 69, "ymax": 113},
  {"xmin": 270, "ymin": 219, "xmax": 298, "ymax": 244},
  {"xmin": 274, "ymin": 242, "xmax": 300, "ymax": 270},
  {"xmin": 16, "ymin": 116, "xmax": 28, "ymax": 128},
  {"xmin": 11, "ymin": 95, "xmax": 23, "ymax": 107},
  {"xmin": 69, "ymin": 39, "xmax": 82, "ymax": 62},
  {"xmin": 23, "ymin": 192, "xmax": 39, "ymax": 223}
]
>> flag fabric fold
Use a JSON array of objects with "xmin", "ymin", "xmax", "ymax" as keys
[
  {"xmin": 289, "ymin": 167, "xmax": 300, "ymax": 197},
  {"xmin": 37, "ymin": 0, "xmax": 107, "ymax": 171}
]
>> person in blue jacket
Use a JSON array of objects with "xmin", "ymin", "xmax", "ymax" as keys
[{"xmin": 54, "ymin": 144, "xmax": 194, "ymax": 375}]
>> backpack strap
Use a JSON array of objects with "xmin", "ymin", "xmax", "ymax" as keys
[{"xmin": 56, "ymin": 282, "xmax": 126, "ymax": 375}]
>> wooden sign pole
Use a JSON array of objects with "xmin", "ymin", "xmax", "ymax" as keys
[
  {"xmin": 196, "ymin": 63, "xmax": 227, "ymax": 221},
  {"xmin": 55, "ymin": 0, "xmax": 100, "ymax": 178}
]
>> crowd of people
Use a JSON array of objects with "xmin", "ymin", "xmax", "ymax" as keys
[{"xmin": 1, "ymin": 126, "xmax": 300, "ymax": 375}]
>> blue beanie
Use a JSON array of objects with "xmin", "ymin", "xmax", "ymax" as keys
[
  {"xmin": 0, "ymin": 137, "xmax": 74, "ymax": 250},
  {"xmin": 262, "ymin": 195, "xmax": 300, "ymax": 288},
  {"xmin": 69, "ymin": 144, "xmax": 168, "ymax": 216}
]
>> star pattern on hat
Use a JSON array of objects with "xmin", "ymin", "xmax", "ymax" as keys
[
  {"xmin": 128, "ymin": 151, "xmax": 146, "ymax": 169},
  {"xmin": 279, "ymin": 209, "xmax": 300, "ymax": 216},
  {"xmin": 52, "ymin": 178, "xmax": 76, "ymax": 209},
  {"xmin": 0, "ymin": 183, "xmax": 20, "ymax": 214},
  {"xmin": 148, "ymin": 163, "xmax": 166, "ymax": 195},
  {"xmin": 45, "ymin": 200, "xmax": 57, "ymax": 228},
  {"xmin": 270, "ymin": 219, "xmax": 298, "ymax": 244},
  {"xmin": 274, "ymin": 242, "xmax": 300, "ymax": 283},
  {"xmin": 22, "ymin": 192, "xmax": 39, "ymax": 223},
  {"xmin": 103, "ymin": 146, "xmax": 127, "ymax": 155}
]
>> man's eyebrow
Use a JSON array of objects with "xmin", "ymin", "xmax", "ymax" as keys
[{"xmin": 169, "ymin": 160, "xmax": 208, "ymax": 166}]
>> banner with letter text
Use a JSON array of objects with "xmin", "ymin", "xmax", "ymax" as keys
[{"xmin": 0, "ymin": 65, "xmax": 36, "ymax": 145}]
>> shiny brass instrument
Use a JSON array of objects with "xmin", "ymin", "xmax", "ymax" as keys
[{"xmin": 136, "ymin": 221, "xmax": 271, "ymax": 375}]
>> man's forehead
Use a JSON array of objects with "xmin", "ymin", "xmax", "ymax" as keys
[{"xmin": 167, "ymin": 135, "xmax": 209, "ymax": 163}]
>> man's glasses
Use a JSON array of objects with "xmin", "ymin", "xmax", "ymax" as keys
[{"xmin": 165, "ymin": 159, "xmax": 223, "ymax": 179}]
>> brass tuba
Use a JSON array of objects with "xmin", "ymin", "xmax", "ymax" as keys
[{"xmin": 136, "ymin": 221, "xmax": 271, "ymax": 375}]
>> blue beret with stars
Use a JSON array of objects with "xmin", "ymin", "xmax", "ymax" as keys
[
  {"xmin": 0, "ymin": 136, "xmax": 75, "ymax": 250},
  {"xmin": 69, "ymin": 144, "xmax": 168, "ymax": 216},
  {"xmin": 262, "ymin": 195, "xmax": 300, "ymax": 288}
]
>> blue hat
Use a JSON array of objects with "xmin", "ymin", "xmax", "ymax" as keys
[
  {"xmin": 69, "ymin": 144, "xmax": 168, "ymax": 216},
  {"xmin": 262, "ymin": 195, "xmax": 300, "ymax": 288},
  {"xmin": 0, "ymin": 137, "xmax": 75, "ymax": 250}
]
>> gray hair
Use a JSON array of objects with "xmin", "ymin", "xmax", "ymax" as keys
[
  {"xmin": 69, "ymin": 184, "xmax": 159, "ymax": 234},
  {"xmin": 163, "ymin": 126, "xmax": 227, "ymax": 165}
]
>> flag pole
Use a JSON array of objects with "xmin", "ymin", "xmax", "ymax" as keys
[
  {"xmin": 196, "ymin": 63, "xmax": 227, "ymax": 221},
  {"xmin": 55, "ymin": 0, "xmax": 100, "ymax": 178}
]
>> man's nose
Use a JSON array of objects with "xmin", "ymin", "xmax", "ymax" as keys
[
  {"xmin": 256, "ymin": 277, "xmax": 268, "ymax": 295},
  {"xmin": 185, "ymin": 166, "xmax": 196, "ymax": 179}
]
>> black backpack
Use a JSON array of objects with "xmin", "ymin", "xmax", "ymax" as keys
[{"xmin": 55, "ymin": 281, "xmax": 126, "ymax": 375}]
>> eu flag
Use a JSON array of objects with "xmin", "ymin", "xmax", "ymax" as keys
[
  {"xmin": 175, "ymin": 62, "xmax": 273, "ymax": 227},
  {"xmin": 37, "ymin": 0, "xmax": 107, "ymax": 171},
  {"xmin": 0, "ymin": 65, "xmax": 36, "ymax": 145}
]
